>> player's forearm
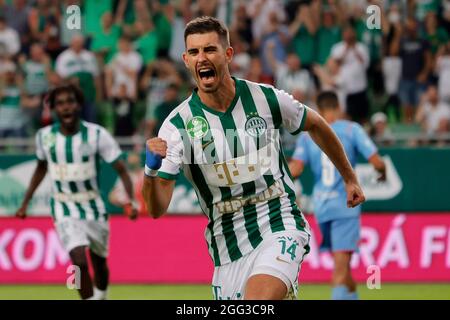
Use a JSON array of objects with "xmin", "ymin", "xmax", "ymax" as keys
[
  {"xmin": 369, "ymin": 154, "xmax": 386, "ymax": 176},
  {"xmin": 21, "ymin": 163, "xmax": 47, "ymax": 207},
  {"xmin": 142, "ymin": 177, "xmax": 174, "ymax": 218},
  {"xmin": 118, "ymin": 171, "xmax": 135, "ymax": 203},
  {"xmin": 305, "ymin": 111, "xmax": 357, "ymax": 184}
]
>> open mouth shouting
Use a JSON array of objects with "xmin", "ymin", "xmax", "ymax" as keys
[
  {"xmin": 60, "ymin": 112, "xmax": 76, "ymax": 124},
  {"xmin": 197, "ymin": 66, "xmax": 217, "ymax": 86}
]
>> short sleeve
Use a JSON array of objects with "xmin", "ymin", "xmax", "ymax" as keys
[
  {"xmin": 352, "ymin": 123, "xmax": 377, "ymax": 160},
  {"xmin": 89, "ymin": 53, "xmax": 100, "ymax": 76},
  {"xmin": 357, "ymin": 44, "xmax": 370, "ymax": 69},
  {"xmin": 157, "ymin": 119, "xmax": 184, "ymax": 180},
  {"xmin": 35, "ymin": 130, "xmax": 46, "ymax": 161},
  {"xmin": 55, "ymin": 53, "xmax": 69, "ymax": 78},
  {"xmin": 98, "ymin": 127, "xmax": 122, "ymax": 163},
  {"xmin": 274, "ymin": 88, "xmax": 308, "ymax": 135},
  {"xmin": 291, "ymin": 133, "xmax": 310, "ymax": 165}
]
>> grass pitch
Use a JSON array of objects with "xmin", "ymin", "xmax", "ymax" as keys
[{"xmin": 0, "ymin": 284, "xmax": 449, "ymax": 300}]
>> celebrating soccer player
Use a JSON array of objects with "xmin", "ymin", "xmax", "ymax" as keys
[
  {"xmin": 142, "ymin": 16, "xmax": 365, "ymax": 300},
  {"xmin": 15, "ymin": 84, "xmax": 138, "ymax": 300},
  {"xmin": 289, "ymin": 91, "xmax": 386, "ymax": 300}
]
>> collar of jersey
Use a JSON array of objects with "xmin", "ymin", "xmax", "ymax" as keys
[{"xmin": 191, "ymin": 77, "xmax": 241, "ymax": 117}]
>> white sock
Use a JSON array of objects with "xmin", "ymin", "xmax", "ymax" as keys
[{"xmin": 93, "ymin": 287, "xmax": 108, "ymax": 300}]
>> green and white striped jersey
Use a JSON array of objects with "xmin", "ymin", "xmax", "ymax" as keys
[
  {"xmin": 157, "ymin": 78, "xmax": 311, "ymax": 266},
  {"xmin": 36, "ymin": 121, "xmax": 122, "ymax": 222}
]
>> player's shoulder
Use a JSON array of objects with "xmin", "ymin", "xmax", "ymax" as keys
[
  {"xmin": 242, "ymin": 78, "xmax": 278, "ymax": 93},
  {"xmin": 57, "ymin": 48, "xmax": 75, "ymax": 61},
  {"xmin": 81, "ymin": 121, "xmax": 112, "ymax": 137},
  {"xmin": 36, "ymin": 124, "xmax": 53, "ymax": 137},
  {"xmin": 333, "ymin": 119, "xmax": 358, "ymax": 130}
]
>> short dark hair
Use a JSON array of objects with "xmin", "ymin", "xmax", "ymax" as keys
[
  {"xmin": 48, "ymin": 84, "xmax": 84, "ymax": 109},
  {"xmin": 316, "ymin": 91, "xmax": 339, "ymax": 111},
  {"xmin": 184, "ymin": 16, "xmax": 230, "ymax": 47}
]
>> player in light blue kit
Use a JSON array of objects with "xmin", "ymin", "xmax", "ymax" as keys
[{"xmin": 289, "ymin": 91, "xmax": 386, "ymax": 300}]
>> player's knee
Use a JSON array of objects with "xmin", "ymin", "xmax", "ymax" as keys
[{"xmin": 69, "ymin": 247, "xmax": 89, "ymax": 270}]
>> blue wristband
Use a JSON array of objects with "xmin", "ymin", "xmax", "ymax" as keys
[{"xmin": 145, "ymin": 147, "xmax": 162, "ymax": 170}]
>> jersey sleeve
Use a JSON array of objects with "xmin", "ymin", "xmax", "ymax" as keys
[
  {"xmin": 291, "ymin": 133, "xmax": 310, "ymax": 165},
  {"xmin": 157, "ymin": 119, "xmax": 184, "ymax": 180},
  {"xmin": 274, "ymin": 87, "xmax": 308, "ymax": 135},
  {"xmin": 35, "ymin": 130, "xmax": 46, "ymax": 161},
  {"xmin": 352, "ymin": 123, "xmax": 377, "ymax": 160},
  {"xmin": 98, "ymin": 127, "xmax": 123, "ymax": 163}
]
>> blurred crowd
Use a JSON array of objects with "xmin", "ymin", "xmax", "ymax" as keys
[{"xmin": 1, "ymin": 0, "xmax": 450, "ymax": 149}]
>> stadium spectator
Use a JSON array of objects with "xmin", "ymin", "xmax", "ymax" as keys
[
  {"xmin": 266, "ymin": 41, "xmax": 315, "ymax": 105},
  {"xmin": 288, "ymin": 3, "xmax": 317, "ymax": 69},
  {"xmin": 153, "ymin": 82, "xmax": 182, "ymax": 137},
  {"xmin": 422, "ymin": 11, "xmax": 449, "ymax": 55},
  {"xmin": 141, "ymin": 58, "xmax": 182, "ymax": 139},
  {"xmin": 329, "ymin": 24, "xmax": 370, "ymax": 124},
  {"xmin": 382, "ymin": 5, "xmax": 403, "ymax": 123},
  {"xmin": 3, "ymin": 0, "xmax": 31, "ymax": 53},
  {"xmin": 248, "ymin": 0, "xmax": 286, "ymax": 46},
  {"xmin": 28, "ymin": 0, "xmax": 64, "ymax": 61},
  {"xmin": 90, "ymin": 9, "xmax": 124, "ymax": 66},
  {"xmin": 370, "ymin": 112, "xmax": 395, "ymax": 146},
  {"xmin": 151, "ymin": 0, "xmax": 173, "ymax": 58},
  {"xmin": 83, "ymin": 0, "xmax": 114, "ymax": 44},
  {"xmin": 230, "ymin": 2, "xmax": 254, "ymax": 53},
  {"xmin": 258, "ymin": 9, "xmax": 290, "ymax": 83},
  {"xmin": 105, "ymin": 35, "xmax": 142, "ymax": 137},
  {"xmin": 245, "ymin": 55, "xmax": 269, "ymax": 84},
  {"xmin": 414, "ymin": 0, "xmax": 440, "ymax": 22},
  {"xmin": 0, "ymin": 15, "xmax": 21, "ymax": 58},
  {"xmin": 435, "ymin": 41, "xmax": 450, "ymax": 103},
  {"xmin": 55, "ymin": 33, "xmax": 101, "ymax": 123},
  {"xmin": 443, "ymin": 0, "xmax": 450, "ymax": 34},
  {"xmin": 415, "ymin": 84, "xmax": 450, "ymax": 137},
  {"xmin": 229, "ymin": 36, "xmax": 251, "ymax": 79},
  {"xmin": 19, "ymin": 43, "xmax": 51, "ymax": 134},
  {"xmin": 0, "ymin": 61, "xmax": 28, "ymax": 139},
  {"xmin": 133, "ymin": 19, "xmax": 158, "ymax": 68},
  {"xmin": 392, "ymin": 16, "xmax": 432, "ymax": 123},
  {"xmin": 315, "ymin": 1, "xmax": 344, "ymax": 66}
]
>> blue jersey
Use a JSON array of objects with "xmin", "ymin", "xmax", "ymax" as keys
[{"xmin": 292, "ymin": 120, "xmax": 377, "ymax": 222}]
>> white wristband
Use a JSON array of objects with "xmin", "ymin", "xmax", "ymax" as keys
[{"xmin": 144, "ymin": 165, "xmax": 158, "ymax": 177}]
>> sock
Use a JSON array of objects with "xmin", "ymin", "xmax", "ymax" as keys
[
  {"xmin": 347, "ymin": 291, "xmax": 359, "ymax": 300},
  {"xmin": 93, "ymin": 287, "xmax": 108, "ymax": 300},
  {"xmin": 331, "ymin": 285, "xmax": 349, "ymax": 300}
]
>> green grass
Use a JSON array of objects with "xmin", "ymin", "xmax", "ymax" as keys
[{"xmin": 0, "ymin": 284, "xmax": 449, "ymax": 300}]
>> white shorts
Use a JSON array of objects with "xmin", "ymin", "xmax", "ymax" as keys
[
  {"xmin": 212, "ymin": 229, "xmax": 310, "ymax": 300},
  {"xmin": 55, "ymin": 217, "xmax": 110, "ymax": 258}
]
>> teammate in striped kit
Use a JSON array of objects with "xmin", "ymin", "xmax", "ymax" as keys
[
  {"xmin": 16, "ymin": 84, "xmax": 138, "ymax": 300},
  {"xmin": 142, "ymin": 16, "xmax": 365, "ymax": 300}
]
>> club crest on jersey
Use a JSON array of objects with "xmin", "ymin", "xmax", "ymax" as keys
[
  {"xmin": 245, "ymin": 115, "xmax": 267, "ymax": 138},
  {"xmin": 42, "ymin": 132, "xmax": 56, "ymax": 149},
  {"xmin": 187, "ymin": 116, "xmax": 209, "ymax": 140}
]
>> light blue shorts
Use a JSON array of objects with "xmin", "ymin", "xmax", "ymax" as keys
[{"xmin": 318, "ymin": 216, "xmax": 360, "ymax": 253}]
